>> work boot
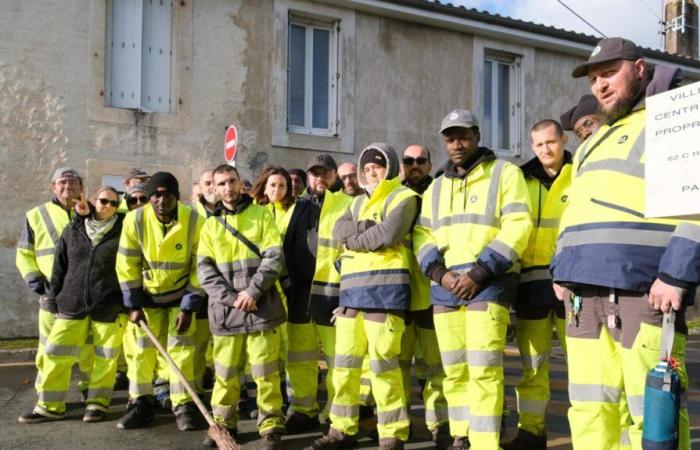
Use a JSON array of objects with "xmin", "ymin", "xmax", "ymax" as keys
[
  {"xmin": 310, "ymin": 427, "xmax": 358, "ymax": 449},
  {"xmin": 18, "ymin": 408, "xmax": 64, "ymax": 424},
  {"xmin": 431, "ymin": 424, "xmax": 452, "ymax": 449},
  {"xmin": 261, "ymin": 429, "xmax": 285, "ymax": 450},
  {"xmin": 501, "ymin": 429, "xmax": 546, "ymax": 450},
  {"xmin": 83, "ymin": 407, "xmax": 106, "ymax": 422},
  {"xmin": 202, "ymin": 427, "xmax": 238, "ymax": 448},
  {"xmin": 117, "ymin": 396, "xmax": 154, "ymax": 429},
  {"xmin": 447, "ymin": 436, "xmax": 470, "ymax": 450},
  {"xmin": 174, "ymin": 402, "xmax": 202, "ymax": 431},
  {"xmin": 285, "ymin": 411, "xmax": 320, "ymax": 434},
  {"xmin": 379, "ymin": 438, "xmax": 405, "ymax": 450},
  {"xmin": 113, "ymin": 371, "xmax": 129, "ymax": 391}
]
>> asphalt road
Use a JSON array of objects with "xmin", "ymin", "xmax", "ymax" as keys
[{"xmin": 1, "ymin": 338, "xmax": 699, "ymax": 449}]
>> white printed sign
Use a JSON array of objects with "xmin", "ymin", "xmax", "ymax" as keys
[{"xmin": 645, "ymin": 80, "xmax": 700, "ymax": 219}]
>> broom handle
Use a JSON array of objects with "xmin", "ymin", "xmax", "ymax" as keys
[{"xmin": 138, "ymin": 319, "xmax": 216, "ymax": 427}]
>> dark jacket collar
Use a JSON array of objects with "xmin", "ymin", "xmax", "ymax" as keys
[
  {"xmin": 214, "ymin": 194, "xmax": 253, "ymax": 216},
  {"xmin": 520, "ymin": 151, "xmax": 573, "ymax": 189},
  {"xmin": 443, "ymin": 147, "xmax": 497, "ymax": 179}
]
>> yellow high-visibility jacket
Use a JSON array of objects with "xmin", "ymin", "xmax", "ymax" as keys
[
  {"xmin": 16, "ymin": 200, "xmax": 74, "ymax": 295},
  {"xmin": 518, "ymin": 153, "xmax": 572, "ymax": 306},
  {"xmin": 551, "ymin": 108, "xmax": 700, "ymax": 299},
  {"xmin": 413, "ymin": 150, "xmax": 533, "ymax": 306},
  {"xmin": 116, "ymin": 202, "xmax": 205, "ymax": 311}
]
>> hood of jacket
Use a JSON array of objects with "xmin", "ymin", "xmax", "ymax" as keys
[
  {"xmin": 357, "ymin": 142, "xmax": 400, "ymax": 191},
  {"xmin": 520, "ymin": 150, "xmax": 573, "ymax": 189},
  {"xmin": 443, "ymin": 147, "xmax": 497, "ymax": 179}
]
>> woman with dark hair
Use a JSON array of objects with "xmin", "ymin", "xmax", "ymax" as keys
[
  {"xmin": 251, "ymin": 165, "xmax": 296, "ymax": 239},
  {"xmin": 19, "ymin": 186, "xmax": 126, "ymax": 424}
]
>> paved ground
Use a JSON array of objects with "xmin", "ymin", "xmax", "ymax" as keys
[{"xmin": 1, "ymin": 336, "xmax": 699, "ymax": 449}]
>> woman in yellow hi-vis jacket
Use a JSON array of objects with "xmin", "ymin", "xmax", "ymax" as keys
[{"xmin": 312, "ymin": 143, "xmax": 419, "ymax": 450}]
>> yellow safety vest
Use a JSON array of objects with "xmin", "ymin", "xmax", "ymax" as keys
[
  {"xmin": 266, "ymin": 202, "xmax": 295, "ymax": 241},
  {"xmin": 16, "ymin": 201, "xmax": 73, "ymax": 292},
  {"xmin": 552, "ymin": 108, "xmax": 700, "ymax": 294},
  {"xmin": 413, "ymin": 159, "xmax": 532, "ymax": 306},
  {"xmin": 116, "ymin": 202, "xmax": 204, "ymax": 310},
  {"xmin": 339, "ymin": 177, "xmax": 418, "ymax": 310}
]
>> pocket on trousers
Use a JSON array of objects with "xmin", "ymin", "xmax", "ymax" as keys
[
  {"xmin": 487, "ymin": 302, "xmax": 510, "ymax": 326},
  {"xmin": 633, "ymin": 322, "xmax": 686, "ymax": 360},
  {"xmin": 375, "ymin": 314, "xmax": 405, "ymax": 359}
]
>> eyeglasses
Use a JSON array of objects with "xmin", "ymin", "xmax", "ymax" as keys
[
  {"xmin": 340, "ymin": 174, "xmax": 357, "ymax": 181},
  {"xmin": 402, "ymin": 156, "xmax": 429, "ymax": 166},
  {"xmin": 98, "ymin": 198, "xmax": 120, "ymax": 207},
  {"xmin": 127, "ymin": 195, "xmax": 148, "ymax": 205}
]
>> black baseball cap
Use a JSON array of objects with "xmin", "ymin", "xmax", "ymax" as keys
[
  {"xmin": 307, "ymin": 154, "xmax": 338, "ymax": 172},
  {"xmin": 572, "ymin": 37, "xmax": 642, "ymax": 78},
  {"xmin": 560, "ymin": 95, "xmax": 599, "ymax": 131}
]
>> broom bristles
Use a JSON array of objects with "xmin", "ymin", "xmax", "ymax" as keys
[{"xmin": 207, "ymin": 424, "xmax": 241, "ymax": 450}]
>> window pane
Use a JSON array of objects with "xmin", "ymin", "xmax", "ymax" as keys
[
  {"xmin": 110, "ymin": 0, "xmax": 143, "ymax": 109},
  {"xmin": 312, "ymin": 28, "xmax": 330, "ymax": 129},
  {"xmin": 483, "ymin": 59, "xmax": 493, "ymax": 148},
  {"xmin": 288, "ymin": 24, "xmax": 306, "ymax": 127},
  {"xmin": 141, "ymin": 0, "xmax": 172, "ymax": 113},
  {"xmin": 497, "ymin": 62, "xmax": 510, "ymax": 149}
]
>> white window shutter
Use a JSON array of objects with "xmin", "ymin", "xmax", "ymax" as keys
[
  {"xmin": 110, "ymin": 0, "xmax": 143, "ymax": 109},
  {"xmin": 141, "ymin": 0, "xmax": 172, "ymax": 112}
]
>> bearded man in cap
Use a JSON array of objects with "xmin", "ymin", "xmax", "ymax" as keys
[
  {"xmin": 551, "ymin": 37, "xmax": 698, "ymax": 449},
  {"xmin": 119, "ymin": 168, "xmax": 150, "ymax": 213},
  {"xmin": 413, "ymin": 110, "xmax": 532, "ymax": 449},
  {"xmin": 16, "ymin": 167, "xmax": 96, "ymax": 422},
  {"xmin": 115, "ymin": 171, "xmax": 206, "ymax": 431}
]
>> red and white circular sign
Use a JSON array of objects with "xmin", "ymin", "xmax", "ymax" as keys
[{"xmin": 224, "ymin": 125, "xmax": 238, "ymax": 164}]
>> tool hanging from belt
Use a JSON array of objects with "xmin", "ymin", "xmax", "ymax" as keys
[
  {"xmin": 607, "ymin": 288, "xmax": 621, "ymax": 330},
  {"xmin": 567, "ymin": 293, "xmax": 583, "ymax": 327}
]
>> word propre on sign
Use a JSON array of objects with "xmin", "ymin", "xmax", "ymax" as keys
[
  {"xmin": 224, "ymin": 125, "xmax": 238, "ymax": 166},
  {"xmin": 646, "ymin": 80, "xmax": 700, "ymax": 219}
]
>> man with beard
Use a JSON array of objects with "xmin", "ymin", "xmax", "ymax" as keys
[
  {"xmin": 195, "ymin": 169, "xmax": 218, "ymax": 217},
  {"xmin": 337, "ymin": 162, "xmax": 362, "ymax": 197},
  {"xmin": 551, "ymin": 37, "xmax": 699, "ymax": 449}
]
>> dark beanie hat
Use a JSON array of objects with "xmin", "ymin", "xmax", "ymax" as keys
[
  {"xmin": 289, "ymin": 168, "xmax": 307, "ymax": 185},
  {"xmin": 560, "ymin": 95, "xmax": 599, "ymax": 131},
  {"xmin": 146, "ymin": 172, "xmax": 180, "ymax": 199},
  {"xmin": 360, "ymin": 148, "xmax": 387, "ymax": 169}
]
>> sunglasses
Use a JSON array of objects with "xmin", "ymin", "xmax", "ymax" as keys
[
  {"xmin": 97, "ymin": 198, "xmax": 120, "ymax": 207},
  {"xmin": 127, "ymin": 195, "xmax": 148, "ymax": 205},
  {"xmin": 402, "ymin": 156, "xmax": 429, "ymax": 166}
]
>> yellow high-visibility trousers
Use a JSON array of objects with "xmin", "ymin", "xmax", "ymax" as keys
[
  {"xmin": 211, "ymin": 329, "xmax": 284, "ymax": 434},
  {"xmin": 35, "ymin": 315, "xmax": 125, "ymax": 415},
  {"xmin": 285, "ymin": 321, "xmax": 336, "ymax": 419},
  {"xmin": 126, "ymin": 307, "xmax": 197, "ymax": 408},
  {"xmin": 330, "ymin": 311, "xmax": 409, "ymax": 441},
  {"xmin": 193, "ymin": 317, "xmax": 212, "ymax": 392}
]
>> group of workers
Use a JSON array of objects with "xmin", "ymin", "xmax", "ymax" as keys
[{"xmin": 14, "ymin": 37, "xmax": 699, "ymax": 450}]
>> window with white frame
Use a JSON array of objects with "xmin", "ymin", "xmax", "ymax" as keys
[
  {"xmin": 287, "ymin": 14, "xmax": 339, "ymax": 136},
  {"xmin": 106, "ymin": 0, "xmax": 173, "ymax": 113},
  {"xmin": 482, "ymin": 51, "xmax": 522, "ymax": 156}
]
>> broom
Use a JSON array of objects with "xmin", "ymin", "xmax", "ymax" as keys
[{"xmin": 138, "ymin": 319, "xmax": 240, "ymax": 450}]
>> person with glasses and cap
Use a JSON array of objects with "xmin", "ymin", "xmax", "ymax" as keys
[
  {"xmin": 551, "ymin": 37, "xmax": 697, "ymax": 449},
  {"xmin": 119, "ymin": 168, "xmax": 150, "ymax": 213},
  {"xmin": 313, "ymin": 143, "xmax": 419, "ymax": 450},
  {"xmin": 16, "ymin": 167, "xmax": 96, "ymax": 417},
  {"xmin": 125, "ymin": 183, "xmax": 149, "ymax": 211},
  {"xmin": 115, "ymin": 172, "xmax": 206, "ymax": 431},
  {"xmin": 559, "ymin": 94, "xmax": 602, "ymax": 143},
  {"xmin": 19, "ymin": 186, "xmax": 127, "ymax": 423},
  {"xmin": 413, "ymin": 110, "xmax": 532, "ymax": 450}
]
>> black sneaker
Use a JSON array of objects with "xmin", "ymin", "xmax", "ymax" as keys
[
  {"xmin": 18, "ymin": 409, "xmax": 64, "ymax": 424},
  {"xmin": 285, "ymin": 412, "xmax": 320, "ymax": 434},
  {"xmin": 501, "ymin": 429, "xmax": 546, "ymax": 450},
  {"xmin": 113, "ymin": 371, "xmax": 129, "ymax": 391},
  {"xmin": 447, "ymin": 436, "xmax": 470, "ymax": 450},
  {"xmin": 174, "ymin": 402, "xmax": 202, "ymax": 431},
  {"xmin": 261, "ymin": 429, "xmax": 285, "ymax": 450},
  {"xmin": 202, "ymin": 427, "xmax": 238, "ymax": 448},
  {"xmin": 310, "ymin": 428, "xmax": 358, "ymax": 449},
  {"xmin": 117, "ymin": 397, "xmax": 154, "ymax": 429},
  {"xmin": 83, "ymin": 408, "xmax": 106, "ymax": 422}
]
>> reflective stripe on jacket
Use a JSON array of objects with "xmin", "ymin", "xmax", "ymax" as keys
[
  {"xmin": 551, "ymin": 108, "xmax": 700, "ymax": 301},
  {"xmin": 197, "ymin": 203, "xmax": 285, "ymax": 336},
  {"xmin": 337, "ymin": 177, "xmax": 418, "ymax": 310},
  {"xmin": 413, "ymin": 159, "xmax": 532, "ymax": 306},
  {"xmin": 16, "ymin": 201, "xmax": 73, "ymax": 294},
  {"xmin": 116, "ymin": 202, "xmax": 205, "ymax": 310},
  {"xmin": 519, "ymin": 163, "xmax": 571, "ymax": 306}
]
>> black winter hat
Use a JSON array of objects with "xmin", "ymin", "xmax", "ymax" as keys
[
  {"xmin": 360, "ymin": 148, "xmax": 387, "ymax": 169},
  {"xmin": 146, "ymin": 172, "xmax": 180, "ymax": 199}
]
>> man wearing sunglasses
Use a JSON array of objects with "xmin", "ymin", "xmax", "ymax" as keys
[
  {"xmin": 16, "ymin": 167, "xmax": 95, "ymax": 413},
  {"xmin": 116, "ymin": 172, "xmax": 206, "ymax": 431},
  {"xmin": 401, "ymin": 145, "xmax": 433, "ymax": 193},
  {"xmin": 119, "ymin": 168, "xmax": 150, "ymax": 213}
]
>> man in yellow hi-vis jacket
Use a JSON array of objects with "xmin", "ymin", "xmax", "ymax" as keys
[
  {"xmin": 115, "ymin": 172, "xmax": 205, "ymax": 432},
  {"xmin": 198, "ymin": 164, "xmax": 286, "ymax": 449},
  {"xmin": 413, "ymin": 110, "xmax": 532, "ymax": 450}
]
